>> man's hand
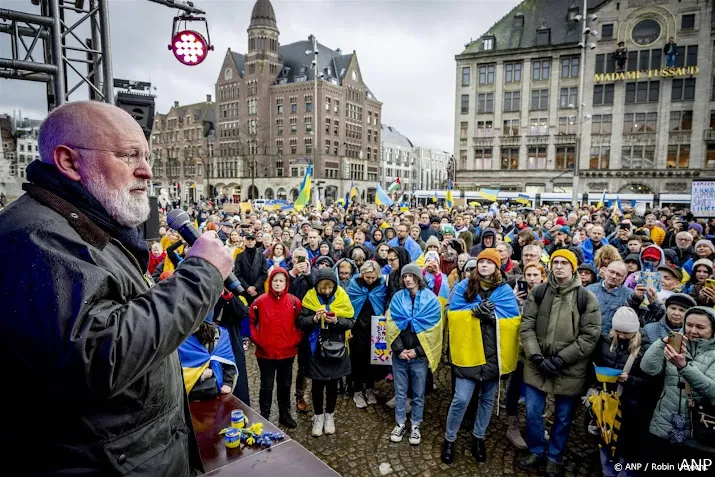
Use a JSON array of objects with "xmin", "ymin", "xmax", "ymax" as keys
[
  {"xmin": 220, "ymin": 384, "xmax": 232, "ymax": 394},
  {"xmin": 634, "ymin": 284, "xmax": 646, "ymax": 299},
  {"xmin": 186, "ymin": 232, "xmax": 234, "ymax": 279},
  {"xmin": 645, "ymin": 287, "xmax": 658, "ymax": 303},
  {"xmin": 247, "ymin": 286, "xmax": 257, "ymax": 297}
]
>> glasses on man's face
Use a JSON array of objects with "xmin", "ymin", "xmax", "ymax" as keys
[
  {"xmin": 551, "ymin": 260, "xmax": 570, "ymax": 268},
  {"xmin": 73, "ymin": 146, "xmax": 153, "ymax": 169}
]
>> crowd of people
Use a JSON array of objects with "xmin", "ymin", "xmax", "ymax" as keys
[{"xmin": 160, "ymin": 198, "xmax": 715, "ymax": 477}]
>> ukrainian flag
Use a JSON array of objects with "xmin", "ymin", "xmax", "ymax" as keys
[
  {"xmin": 447, "ymin": 280, "xmax": 521, "ymax": 375},
  {"xmin": 294, "ymin": 164, "xmax": 312, "ymax": 211},
  {"xmin": 375, "ymin": 183, "xmax": 393, "ymax": 206},
  {"xmin": 479, "ymin": 188, "xmax": 499, "ymax": 202},
  {"xmin": 594, "ymin": 365, "xmax": 622, "ymax": 384},
  {"xmin": 386, "ymin": 288, "xmax": 443, "ymax": 372},
  {"xmin": 350, "ymin": 183, "xmax": 358, "ymax": 202},
  {"xmin": 446, "ymin": 187, "xmax": 454, "ymax": 210},
  {"xmin": 432, "ymin": 191, "xmax": 438, "ymax": 203},
  {"xmin": 178, "ymin": 326, "xmax": 237, "ymax": 394},
  {"xmin": 516, "ymin": 193, "xmax": 530, "ymax": 205},
  {"xmin": 596, "ymin": 189, "xmax": 606, "ymax": 209},
  {"xmin": 336, "ymin": 197, "xmax": 346, "ymax": 208}
]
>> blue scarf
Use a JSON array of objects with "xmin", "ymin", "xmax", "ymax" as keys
[
  {"xmin": 347, "ymin": 276, "xmax": 387, "ymax": 316},
  {"xmin": 389, "ymin": 236, "xmax": 422, "ymax": 262},
  {"xmin": 389, "ymin": 289, "xmax": 441, "ymax": 334}
]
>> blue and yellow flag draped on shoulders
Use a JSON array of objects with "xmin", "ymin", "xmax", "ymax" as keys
[
  {"xmin": 447, "ymin": 279, "xmax": 521, "ymax": 375},
  {"xmin": 302, "ymin": 286, "xmax": 355, "ymax": 354},
  {"xmin": 386, "ymin": 289, "xmax": 443, "ymax": 372},
  {"xmin": 388, "ymin": 236, "xmax": 422, "ymax": 262},
  {"xmin": 347, "ymin": 276, "xmax": 387, "ymax": 316},
  {"xmin": 178, "ymin": 326, "xmax": 237, "ymax": 394}
]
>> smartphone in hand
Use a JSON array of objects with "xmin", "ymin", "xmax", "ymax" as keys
[
  {"xmin": 516, "ymin": 281, "xmax": 528, "ymax": 295},
  {"xmin": 668, "ymin": 331, "xmax": 684, "ymax": 352}
]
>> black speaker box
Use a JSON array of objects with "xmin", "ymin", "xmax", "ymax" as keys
[{"xmin": 115, "ymin": 90, "xmax": 155, "ymax": 140}]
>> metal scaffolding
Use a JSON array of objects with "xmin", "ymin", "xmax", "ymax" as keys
[{"xmin": 0, "ymin": 0, "xmax": 205, "ymax": 110}]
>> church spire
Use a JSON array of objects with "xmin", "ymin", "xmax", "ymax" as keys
[{"xmin": 249, "ymin": 0, "xmax": 278, "ymax": 32}]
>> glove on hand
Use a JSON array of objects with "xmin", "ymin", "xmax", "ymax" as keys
[
  {"xmin": 471, "ymin": 300, "xmax": 496, "ymax": 320},
  {"xmin": 538, "ymin": 359, "xmax": 559, "ymax": 378}
]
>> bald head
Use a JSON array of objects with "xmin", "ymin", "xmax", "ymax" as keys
[{"xmin": 39, "ymin": 101, "xmax": 145, "ymax": 165}]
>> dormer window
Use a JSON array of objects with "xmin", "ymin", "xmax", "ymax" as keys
[
  {"xmin": 513, "ymin": 14, "xmax": 524, "ymax": 28},
  {"xmin": 536, "ymin": 27, "xmax": 550, "ymax": 46},
  {"xmin": 482, "ymin": 35, "xmax": 495, "ymax": 51},
  {"xmin": 568, "ymin": 5, "xmax": 579, "ymax": 22}
]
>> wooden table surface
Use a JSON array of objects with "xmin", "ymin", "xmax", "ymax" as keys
[{"xmin": 189, "ymin": 394, "xmax": 340, "ymax": 476}]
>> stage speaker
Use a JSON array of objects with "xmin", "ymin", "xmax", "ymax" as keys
[
  {"xmin": 141, "ymin": 196, "xmax": 161, "ymax": 241},
  {"xmin": 115, "ymin": 90, "xmax": 155, "ymax": 140}
]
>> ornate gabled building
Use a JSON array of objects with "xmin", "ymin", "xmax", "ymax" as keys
[
  {"xmin": 454, "ymin": 0, "xmax": 715, "ymax": 196},
  {"xmin": 150, "ymin": 97, "xmax": 216, "ymax": 202},
  {"xmin": 213, "ymin": 0, "xmax": 383, "ymax": 203}
]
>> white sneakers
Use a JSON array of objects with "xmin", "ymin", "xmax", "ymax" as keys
[
  {"xmin": 312, "ymin": 414, "xmax": 324, "ymax": 437},
  {"xmin": 324, "ymin": 413, "xmax": 335, "ymax": 435},
  {"xmin": 353, "ymin": 392, "xmax": 367, "ymax": 409},
  {"xmin": 364, "ymin": 388, "xmax": 377, "ymax": 405},
  {"xmin": 390, "ymin": 424, "xmax": 406, "ymax": 443},
  {"xmin": 408, "ymin": 426, "xmax": 421, "ymax": 445}
]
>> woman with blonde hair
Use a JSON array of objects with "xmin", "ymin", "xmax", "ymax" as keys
[
  {"xmin": 225, "ymin": 230, "xmax": 244, "ymax": 260},
  {"xmin": 595, "ymin": 245, "xmax": 622, "ymax": 279}
]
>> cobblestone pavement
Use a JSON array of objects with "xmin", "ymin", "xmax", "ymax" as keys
[{"xmin": 243, "ymin": 347, "xmax": 603, "ymax": 477}]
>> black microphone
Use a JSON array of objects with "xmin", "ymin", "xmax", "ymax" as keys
[{"xmin": 166, "ymin": 208, "xmax": 244, "ymax": 295}]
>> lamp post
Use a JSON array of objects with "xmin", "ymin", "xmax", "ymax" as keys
[
  {"xmin": 572, "ymin": 0, "xmax": 598, "ymax": 208},
  {"xmin": 306, "ymin": 35, "xmax": 320, "ymax": 207}
]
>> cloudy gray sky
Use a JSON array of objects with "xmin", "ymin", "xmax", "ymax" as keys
[{"xmin": 1, "ymin": 0, "xmax": 518, "ymax": 151}]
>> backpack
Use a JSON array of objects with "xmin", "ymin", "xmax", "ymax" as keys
[{"xmin": 531, "ymin": 283, "xmax": 589, "ymax": 319}]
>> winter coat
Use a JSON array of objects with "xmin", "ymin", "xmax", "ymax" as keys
[
  {"xmin": 386, "ymin": 246, "xmax": 411, "ymax": 306},
  {"xmin": 0, "ymin": 185, "xmax": 221, "ymax": 475},
  {"xmin": 580, "ymin": 237, "xmax": 609, "ymax": 265},
  {"xmin": 643, "ymin": 315, "xmax": 681, "ymax": 343},
  {"xmin": 469, "ymin": 227, "xmax": 496, "ymax": 257},
  {"xmin": 249, "ymin": 268, "xmax": 303, "ymax": 360},
  {"xmin": 670, "ymin": 246, "xmax": 696, "ymax": 267},
  {"xmin": 234, "ymin": 247, "xmax": 268, "ymax": 304},
  {"xmin": 591, "ymin": 333, "xmax": 654, "ymax": 459},
  {"xmin": 586, "ymin": 281, "xmax": 634, "ymax": 333},
  {"xmin": 627, "ymin": 292, "xmax": 665, "ymax": 326},
  {"xmin": 521, "ymin": 274, "xmax": 602, "ymax": 396},
  {"xmin": 641, "ymin": 318, "xmax": 715, "ymax": 452}
]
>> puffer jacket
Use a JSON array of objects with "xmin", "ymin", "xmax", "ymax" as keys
[
  {"xmin": 249, "ymin": 268, "xmax": 303, "ymax": 360},
  {"xmin": 0, "ymin": 186, "xmax": 223, "ymax": 475},
  {"xmin": 641, "ymin": 308, "xmax": 715, "ymax": 452},
  {"xmin": 521, "ymin": 273, "xmax": 602, "ymax": 396},
  {"xmin": 643, "ymin": 315, "xmax": 681, "ymax": 344}
]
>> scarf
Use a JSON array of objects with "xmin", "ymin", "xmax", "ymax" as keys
[
  {"xmin": 26, "ymin": 160, "xmax": 149, "ymax": 270},
  {"xmin": 425, "ymin": 269, "xmax": 443, "ymax": 296}
]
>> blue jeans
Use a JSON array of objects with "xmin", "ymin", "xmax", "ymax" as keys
[
  {"xmin": 600, "ymin": 448, "xmax": 635, "ymax": 477},
  {"xmin": 444, "ymin": 377, "xmax": 499, "ymax": 442},
  {"xmin": 392, "ymin": 357, "xmax": 428, "ymax": 427},
  {"xmin": 666, "ymin": 52, "xmax": 676, "ymax": 67},
  {"xmin": 524, "ymin": 384, "xmax": 578, "ymax": 464}
]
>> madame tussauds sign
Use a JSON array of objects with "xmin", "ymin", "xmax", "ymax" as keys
[{"xmin": 594, "ymin": 66, "xmax": 699, "ymax": 83}]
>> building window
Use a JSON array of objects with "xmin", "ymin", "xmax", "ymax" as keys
[
  {"xmin": 536, "ymin": 28, "xmax": 550, "ymax": 46},
  {"xmin": 503, "ymin": 119, "xmax": 519, "ymax": 136},
  {"xmin": 290, "ymin": 138, "xmax": 297, "ymax": 154},
  {"xmin": 325, "ymin": 118, "xmax": 331, "ymax": 134},
  {"xmin": 590, "ymin": 146, "xmax": 610, "ymax": 169},
  {"xmin": 503, "ymin": 91, "xmax": 521, "ymax": 112},
  {"xmin": 500, "ymin": 148, "xmax": 519, "ymax": 170},
  {"xmin": 601, "ymin": 24, "xmax": 614, "ymax": 39},
  {"xmin": 622, "ymin": 146, "xmax": 655, "ymax": 169},
  {"xmin": 530, "ymin": 89, "xmax": 549, "ymax": 110},
  {"xmin": 459, "ymin": 150, "xmax": 467, "ymax": 169},
  {"xmin": 334, "ymin": 141, "xmax": 339, "ymax": 156},
  {"xmin": 682, "ymin": 14, "xmax": 695, "ymax": 30},
  {"xmin": 671, "ymin": 78, "xmax": 696, "ymax": 101},
  {"xmin": 561, "ymin": 57, "xmax": 579, "ymax": 78},
  {"xmin": 482, "ymin": 37, "xmax": 494, "ymax": 51},
  {"xmin": 305, "ymin": 137, "xmax": 312, "ymax": 154},
  {"xmin": 675, "ymin": 45, "xmax": 698, "ymax": 67},
  {"xmin": 334, "ymin": 100, "xmax": 340, "ymax": 114},
  {"xmin": 334, "ymin": 120, "xmax": 339, "ymax": 135},
  {"xmin": 305, "ymin": 95, "xmax": 313, "ymax": 112},
  {"xmin": 474, "ymin": 148, "xmax": 493, "ymax": 170},
  {"xmin": 627, "ymin": 49, "xmax": 661, "ymax": 71},
  {"xmin": 325, "ymin": 97, "xmax": 331, "ymax": 112},
  {"xmin": 625, "ymin": 81, "xmax": 660, "ymax": 103},
  {"xmin": 290, "ymin": 117, "xmax": 297, "ymax": 134},
  {"xmin": 670, "ymin": 111, "xmax": 693, "ymax": 131},
  {"xmin": 290, "ymin": 96, "xmax": 297, "ymax": 113},
  {"xmin": 460, "ymin": 122, "xmax": 468, "ymax": 147},
  {"xmin": 477, "ymin": 93, "xmax": 494, "ymax": 113},
  {"xmin": 710, "ymin": 111, "xmax": 715, "ymax": 129},
  {"xmin": 707, "ymin": 145, "xmax": 715, "ymax": 168},
  {"xmin": 276, "ymin": 98, "xmax": 283, "ymax": 114},
  {"xmin": 559, "ymin": 87, "xmax": 578, "ymax": 108},
  {"xmin": 476, "ymin": 120, "xmax": 493, "ymax": 137},
  {"xmin": 529, "ymin": 117, "xmax": 548, "ymax": 135},
  {"xmin": 623, "ymin": 112, "xmax": 657, "ymax": 133},
  {"xmin": 461, "ymin": 94, "xmax": 469, "ymax": 114},
  {"xmin": 513, "ymin": 14, "xmax": 524, "ymax": 28},
  {"xmin": 504, "ymin": 62, "xmax": 522, "ymax": 83},
  {"xmin": 667, "ymin": 145, "xmax": 690, "ymax": 169},
  {"xmin": 305, "ymin": 116, "xmax": 312, "ymax": 132},
  {"xmin": 558, "ymin": 117, "xmax": 577, "ymax": 135},
  {"xmin": 527, "ymin": 147, "xmax": 547, "ymax": 169},
  {"xmin": 462, "ymin": 67, "xmax": 470, "ymax": 86},
  {"xmin": 276, "ymin": 118, "xmax": 284, "ymax": 135},
  {"xmin": 593, "ymin": 84, "xmax": 615, "ymax": 105},
  {"xmin": 532, "ymin": 59, "xmax": 550, "ymax": 81},
  {"xmin": 555, "ymin": 147, "xmax": 575, "ymax": 169},
  {"xmin": 324, "ymin": 139, "xmax": 330, "ymax": 154},
  {"xmin": 591, "ymin": 114, "xmax": 612, "ymax": 135},
  {"xmin": 595, "ymin": 53, "xmax": 616, "ymax": 74},
  {"xmin": 479, "ymin": 64, "xmax": 495, "ymax": 85}
]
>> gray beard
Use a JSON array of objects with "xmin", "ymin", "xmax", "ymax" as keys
[{"xmin": 83, "ymin": 171, "xmax": 150, "ymax": 228}]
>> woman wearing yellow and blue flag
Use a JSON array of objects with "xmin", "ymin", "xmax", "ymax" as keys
[
  {"xmin": 386, "ymin": 263, "xmax": 443, "ymax": 446},
  {"xmin": 297, "ymin": 268, "xmax": 355, "ymax": 437},
  {"xmin": 178, "ymin": 309, "xmax": 238, "ymax": 401},
  {"xmin": 441, "ymin": 248, "xmax": 521, "ymax": 465},
  {"xmin": 346, "ymin": 261, "xmax": 387, "ymax": 409}
]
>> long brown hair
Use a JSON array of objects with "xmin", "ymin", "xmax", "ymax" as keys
[
  {"xmin": 195, "ymin": 322, "xmax": 216, "ymax": 346},
  {"xmin": 465, "ymin": 268, "xmax": 502, "ymax": 302}
]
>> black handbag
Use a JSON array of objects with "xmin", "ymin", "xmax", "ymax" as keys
[
  {"xmin": 319, "ymin": 331, "xmax": 346, "ymax": 360},
  {"xmin": 686, "ymin": 383, "xmax": 715, "ymax": 445}
]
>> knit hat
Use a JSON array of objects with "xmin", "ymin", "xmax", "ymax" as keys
[
  {"xmin": 624, "ymin": 254, "xmax": 640, "ymax": 264},
  {"xmin": 549, "ymin": 225, "xmax": 571, "ymax": 236},
  {"xmin": 477, "ymin": 248, "xmax": 501, "ymax": 269},
  {"xmin": 665, "ymin": 293, "xmax": 697, "ymax": 310},
  {"xmin": 464, "ymin": 258, "xmax": 477, "ymax": 273},
  {"xmin": 611, "ymin": 307, "xmax": 640, "ymax": 333},
  {"xmin": 424, "ymin": 250, "xmax": 441, "ymax": 264},
  {"xmin": 551, "ymin": 249, "xmax": 577, "ymax": 272},
  {"xmin": 695, "ymin": 239, "xmax": 715, "ymax": 254},
  {"xmin": 692, "ymin": 258, "xmax": 714, "ymax": 272},
  {"xmin": 688, "ymin": 223, "xmax": 703, "ymax": 234},
  {"xmin": 401, "ymin": 263, "xmax": 423, "ymax": 278},
  {"xmin": 658, "ymin": 265, "xmax": 683, "ymax": 282},
  {"xmin": 425, "ymin": 235, "xmax": 440, "ymax": 249},
  {"xmin": 555, "ymin": 217, "xmax": 567, "ymax": 226}
]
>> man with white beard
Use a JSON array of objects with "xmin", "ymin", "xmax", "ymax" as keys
[{"xmin": 0, "ymin": 101, "xmax": 234, "ymax": 476}]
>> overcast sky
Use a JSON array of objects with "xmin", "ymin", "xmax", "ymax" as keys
[{"xmin": 1, "ymin": 0, "xmax": 518, "ymax": 152}]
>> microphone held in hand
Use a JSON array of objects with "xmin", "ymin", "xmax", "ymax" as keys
[{"xmin": 166, "ymin": 209, "xmax": 244, "ymax": 294}]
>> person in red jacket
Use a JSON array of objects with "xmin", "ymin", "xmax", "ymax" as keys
[{"xmin": 250, "ymin": 267, "xmax": 303, "ymax": 428}]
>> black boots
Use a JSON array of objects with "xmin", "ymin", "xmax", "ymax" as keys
[
  {"xmin": 471, "ymin": 437, "xmax": 486, "ymax": 462},
  {"xmin": 440, "ymin": 439, "xmax": 455, "ymax": 464},
  {"xmin": 279, "ymin": 412, "xmax": 297, "ymax": 429}
]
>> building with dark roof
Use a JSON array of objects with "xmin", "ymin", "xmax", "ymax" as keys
[
  {"xmin": 212, "ymin": 0, "xmax": 382, "ymax": 203},
  {"xmin": 454, "ymin": 0, "xmax": 715, "ymax": 196}
]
